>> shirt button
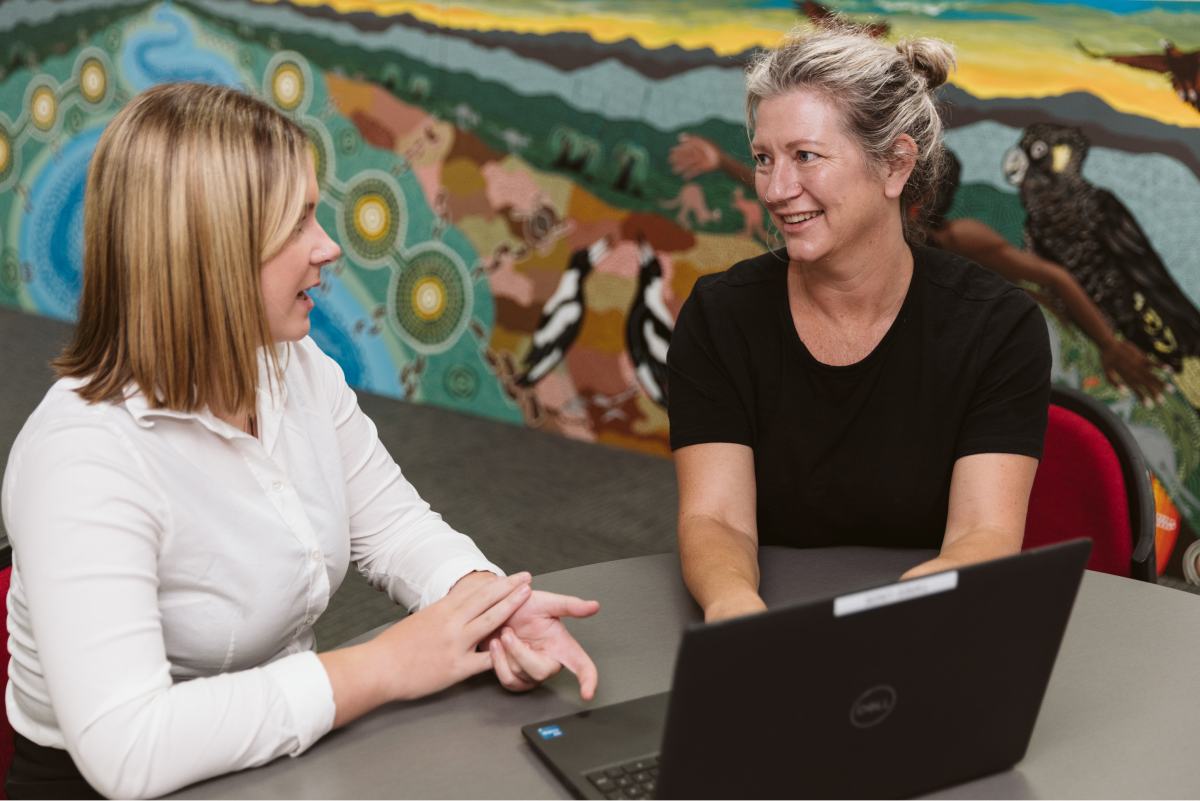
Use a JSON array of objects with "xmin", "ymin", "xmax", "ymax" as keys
[
  {"xmin": 305, "ymin": 615, "xmax": 314, "ymax": 625},
  {"xmin": 310, "ymin": 550, "xmax": 322, "ymax": 562},
  {"xmin": 271, "ymin": 480, "xmax": 284, "ymax": 492}
]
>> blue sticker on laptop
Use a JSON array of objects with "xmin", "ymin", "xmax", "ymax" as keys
[{"xmin": 538, "ymin": 725, "xmax": 564, "ymax": 739}]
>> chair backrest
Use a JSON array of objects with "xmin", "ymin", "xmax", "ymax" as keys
[
  {"xmin": 1, "ymin": 564, "xmax": 12, "ymax": 799},
  {"xmin": 1023, "ymin": 385, "xmax": 1156, "ymax": 582}
]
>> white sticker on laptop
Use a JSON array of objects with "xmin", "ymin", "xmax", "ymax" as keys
[{"xmin": 833, "ymin": 571, "xmax": 958, "ymax": 617}]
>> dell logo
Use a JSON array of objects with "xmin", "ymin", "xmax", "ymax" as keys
[{"xmin": 850, "ymin": 685, "xmax": 897, "ymax": 728}]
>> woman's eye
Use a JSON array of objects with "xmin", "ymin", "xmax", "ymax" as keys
[
  {"xmin": 754, "ymin": 153, "xmax": 771, "ymax": 166},
  {"xmin": 797, "ymin": 150, "xmax": 817, "ymax": 163}
]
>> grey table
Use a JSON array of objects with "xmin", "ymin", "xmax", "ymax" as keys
[{"xmin": 172, "ymin": 546, "xmax": 1200, "ymax": 799}]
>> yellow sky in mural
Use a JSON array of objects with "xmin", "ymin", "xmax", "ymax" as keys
[
  {"xmin": 255, "ymin": 0, "xmax": 794, "ymax": 52},
  {"xmin": 254, "ymin": 0, "xmax": 1200, "ymax": 129}
]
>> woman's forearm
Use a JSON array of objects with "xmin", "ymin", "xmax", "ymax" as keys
[
  {"xmin": 318, "ymin": 639, "xmax": 396, "ymax": 728},
  {"xmin": 901, "ymin": 526, "xmax": 1021, "ymax": 580},
  {"xmin": 679, "ymin": 516, "xmax": 765, "ymax": 621}
]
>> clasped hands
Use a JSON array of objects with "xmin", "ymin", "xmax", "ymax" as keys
[{"xmin": 370, "ymin": 571, "xmax": 599, "ymax": 705}]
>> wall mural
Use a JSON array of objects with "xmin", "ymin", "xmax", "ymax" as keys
[{"xmin": 3, "ymin": 0, "xmax": 1200, "ymax": 582}]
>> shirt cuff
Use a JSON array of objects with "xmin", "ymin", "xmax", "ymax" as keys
[
  {"xmin": 420, "ymin": 558, "xmax": 506, "ymax": 610},
  {"xmin": 261, "ymin": 651, "xmax": 336, "ymax": 756}
]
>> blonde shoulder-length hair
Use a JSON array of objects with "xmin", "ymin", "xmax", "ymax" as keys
[{"xmin": 55, "ymin": 81, "xmax": 309, "ymax": 416}]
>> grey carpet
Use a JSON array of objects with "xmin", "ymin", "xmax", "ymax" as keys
[{"xmin": 0, "ymin": 306, "xmax": 679, "ymax": 649}]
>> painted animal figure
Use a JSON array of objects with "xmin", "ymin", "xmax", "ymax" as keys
[
  {"xmin": 1005, "ymin": 123, "xmax": 1200, "ymax": 372},
  {"xmin": 1081, "ymin": 39, "xmax": 1200, "ymax": 112},
  {"xmin": 516, "ymin": 238, "xmax": 611, "ymax": 386},
  {"xmin": 731, "ymin": 188, "xmax": 777, "ymax": 245},
  {"xmin": 795, "ymin": 0, "xmax": 889, "ymax": 38},
  {"xmin": 625, "ymin": 241, "xmax": 674, "ymax": 407},
  {"xmin": 659, "ymin": 183, "xmax": 722, "ymax": 230}
]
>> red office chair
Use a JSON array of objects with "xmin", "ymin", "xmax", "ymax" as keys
[
  {"xmin": 1, "ymin": 559, "xmax": 12, "ymax": 799},
  {"xmin": 1023, "ymin": 385, "xmax": 1156, "ymax": 582}
]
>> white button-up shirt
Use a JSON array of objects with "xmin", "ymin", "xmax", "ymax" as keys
[{"xmin": 1, "ymin": 337, "xmax": 502, "ymax": 798}]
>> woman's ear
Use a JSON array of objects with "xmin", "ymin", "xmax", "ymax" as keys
[{"xmin": 884, "ymin": 134, "xmax": 918, "ymax": 200}]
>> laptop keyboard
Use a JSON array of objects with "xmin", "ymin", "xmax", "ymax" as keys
[{"xmin": 584, "ymin": 755, "xmax": 660, "ymax": 799}]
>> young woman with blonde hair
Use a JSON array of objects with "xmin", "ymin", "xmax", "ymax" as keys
[
  {"xmin": 669, "ymin": 29, "xmax": 1052, "ymax": 621},
  {"xmin": 2, "ymin": 82, "xmax": 598, "ymax": 799}
]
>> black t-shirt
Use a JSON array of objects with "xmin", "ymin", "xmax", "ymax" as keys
[{"xmin": 668, "ymin": 245, "xmax": 1051, "ymax": 550}]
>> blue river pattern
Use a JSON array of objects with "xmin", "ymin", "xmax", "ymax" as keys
[{"xmin": 20, "ymin": 2, "xmax": 401, "ymax": 395}]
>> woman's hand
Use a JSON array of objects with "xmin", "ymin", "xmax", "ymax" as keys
[
  {"xmin": 378, "ymin": 572, "xmax": 533, "ymax": 701},
  {"xmin": 488, "ymin": 590, "xmax": 600, "ymax": 699},
  {"xmin": 1100, "ymin": 339, "xmax": 1167, "ymax": 404},
  {"xmin": 319, "ymin": 572, "xmax": 533, "ymax": 727}
]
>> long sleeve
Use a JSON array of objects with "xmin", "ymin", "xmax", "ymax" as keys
[
  {"xmin": 2, "ymin": 339, "xmax": 506, "ymax": 799},
  {"xmin": 299, "ymin": 339, "xmax": 503, "ymax": 610},
  {"xmin": 2, "ymin": 419, "xmax": 336, "ymax": 799}
]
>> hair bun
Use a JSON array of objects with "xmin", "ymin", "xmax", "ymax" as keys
[{"xmin": 895, "ymin": 38, "xmax": 957, "ymax": 90}]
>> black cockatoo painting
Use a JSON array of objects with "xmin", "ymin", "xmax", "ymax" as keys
[{"xmin": 1004, "ymin": 123, "xmax": 1200, "ymax": 376}]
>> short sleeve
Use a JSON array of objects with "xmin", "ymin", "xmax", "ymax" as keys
[
  {"xmin": 955, "ymin": 295, "xmax": 1052, "ymax": 460},
  {"xmin": 668, "ymin": 288, "xmax": 755, "ymax": 451}
]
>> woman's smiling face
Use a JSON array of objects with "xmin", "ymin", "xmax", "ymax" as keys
[
  {"xmin": 752, "ymin": 89, "xmax": 904, "ymax": 266},
  {"xmin": 260, "ymin": 157, "xmax": 341, "ymax": 343}
]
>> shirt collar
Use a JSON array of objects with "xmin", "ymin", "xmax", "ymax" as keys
[{"xmin": 123, "ymin": 345, "xmax": 289, "ymax": 442}]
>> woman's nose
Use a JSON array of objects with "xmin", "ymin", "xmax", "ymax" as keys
[
  {"xmin": 764, "ymin": 164, "xmax": 799, "ymax": 205},
  {"xmin": 315, "ymin": 227, "xmax": 341, "ymax": 265}
]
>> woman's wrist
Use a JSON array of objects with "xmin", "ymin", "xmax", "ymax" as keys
[
  {"xmin": 901, "ymin": 556, "xmax": 953, "ymax": 580},
  {"xmin": 704, "ymin": 589, "xmax": 767, "ymax": 623},
  {"xmin": 319, "ymin": 638, "xmax": 399, "ymax": 727},
  {"xmin": 452, "ymin": 570, "xmax": 500, "ymax": 594}
]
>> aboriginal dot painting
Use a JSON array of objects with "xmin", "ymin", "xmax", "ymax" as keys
[{"xmin": 5, "ymin": 0, "xmax": 1200, "ymax": 581}]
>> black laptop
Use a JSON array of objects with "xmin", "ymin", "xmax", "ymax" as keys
[{"xmin": 523, "ymin": 539, "xmax": 1092, "ymax": 799}]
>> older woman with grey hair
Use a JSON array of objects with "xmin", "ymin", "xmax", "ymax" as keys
[{"xmin": 667, "ymin": 29, "xmax": 1052, "ymax": 622}]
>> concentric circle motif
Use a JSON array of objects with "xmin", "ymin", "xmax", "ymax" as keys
[
  {"xmin": 412, "ymin": 276, "xmax": 446, "ymax": 320},
  {"xmin": 1, "ymin": 252, "xmax": 20, "ymax": 295},
  {"xmin": 0, "ymin": 129, "xmax": 11, "ymax": 180},
  {"xmin": 104, "ymin": 27, "xmax": 122, "ymax": 54},
  {"xmin": 300, "ymin": 120, "xmax": 334, "ymax": 187},
  {"xmin": 354, "ymin": 195, "xmax": 391, "ymax": 243},
  {"xmin": 263, "ymin": 52, "xmax": 312, "ymax": 115},
  {"xmin": 307, "ymin": 140, "xmax": 320, "ymax": 175},
  {"xmin": 443, "ymin": 364, "xmax": 479, "ymax": 401},
  {"xmin": 271, "ymin": 62, "xmax": 304, "ymax": 110},
  {"xmin": 337, "ymin": 126, "xmax": 360, "ymax": 156},
  {"xmin": 65, "ymin": 107, "xmax": 85, "ymax": 134},
  {"xmin": 389, "ymin": 245, "xmax": 473, "ymax": 354},
  {"xmin": 339, "ymin": 173, "xmax": 405, "ymax": 264},
  {"xmin": 31, "ymin": 86, "xmax": 57, "ymax": 131},
  {"xmin": 79, "ymin": 58, "xmax": 107, "ymax": 103},
  {"xmin": 0, "ymin": 126, "xmax": 17, "ymax": 190}
]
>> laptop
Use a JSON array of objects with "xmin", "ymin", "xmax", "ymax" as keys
[{"xmin": 522, "ymin": 539, "xmax": 1092, "ymax": 799}]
